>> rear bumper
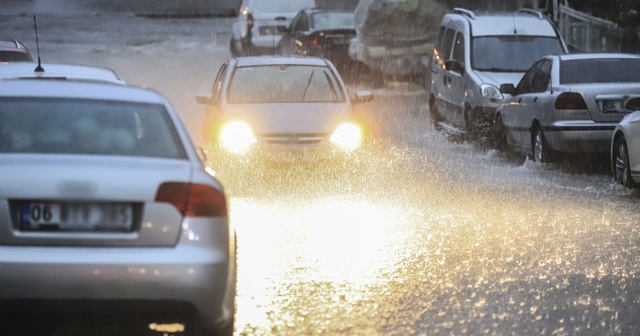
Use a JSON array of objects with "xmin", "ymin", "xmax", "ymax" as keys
[
  {"xmin": 543, "ymin": 121, "xmax": 617, "ymax": 153},
  {"xmin": 0, "ymin": 219, "xmax": 236, "ymax": 334}
]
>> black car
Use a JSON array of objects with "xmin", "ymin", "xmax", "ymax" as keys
[
  {"xmin": 278, "ymin": 8, "xmax": 356, "ymax": 70},
  {"xmin": 0, "ymin": 40, "xmax": 33, "ymax": 62}
]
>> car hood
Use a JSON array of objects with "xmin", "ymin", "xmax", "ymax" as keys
[
  {"xmin": 474, "ymin": 71, "xmax": 525, "ymax": 88},
  {"xmin": 222, "ymin": 103, "xmax": 352, "ymax": 134}
]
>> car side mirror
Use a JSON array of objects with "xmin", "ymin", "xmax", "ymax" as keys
[
  {"xmin": 444, "ymin": 59, "xmax": 464, "ymax": 74},
  {"xmin": 196, "ymin": 92, "xmax": 218, "ymax": 105},
  {"xmin": 353, "ymin": 90, "xmax": 373, "ymax": 104},
  {"xmin": 500, "ymin": 84, "xmax": 516, "ymax": 96}
]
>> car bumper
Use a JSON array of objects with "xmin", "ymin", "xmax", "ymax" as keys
[
  {"xmin": 0, "ymin": 219, "xmax": 235, "ymax": 334},
  {"xmin": 543, "ymin": 121, "xmax": 617, "ymax": 153}
]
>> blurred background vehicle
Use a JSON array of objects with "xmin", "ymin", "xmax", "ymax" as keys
[
  {"xmin": 0, "ymin": 79, "xmax": 236, "ymax": 336},
  {"xmin": 0, "ymin": 62, "xmax": 125, "ymax": 84},
  {"xmin": 278, "ymin": 7, "xmax": 356, "ymax": 74},
  {"xmin": 429, "ymin": 7, "xmax": 567, "ymax": 139},
  {"xmin": 495, "ymin": 53, "xmax": 640, "ymax": 163},
  {"xmin": 0, "ymin": 40, "xmax": 33, "ymax": 62},
  {"xmin": 611, "ymin": 99, "xmax": 640, "ymax": 188},
  {"xmin": 229, "ymin": 0, "xmax": 315, "ymax": 56},
  {"xmin": 196, "ymin": 56, "xmax": 372, "ymax": 166},
  {"xmin": 350, "ymin": 0, "xmax": 447, "ymax": 81}
]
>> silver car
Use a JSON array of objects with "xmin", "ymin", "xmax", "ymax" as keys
[
  {"xmin": 0, "ymin": 80, "xmax": 236, "ymax": 335},
  {"xmin": 0, "ymin": 62, "xmax": 126, "ymax": 84},
  {"xmin": 494, "ymin": 53, "xmax": 640, "ymax": 162},
  {"xmin": 611, "ymin": 101, "xmax": 640, "ymax": 188},
  {"xmin": 196, "ymin": 56, "xmax": 373, "ymax": 163}
]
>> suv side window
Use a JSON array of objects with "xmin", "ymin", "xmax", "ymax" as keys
[
  {"xmin": 452, "ymin": 32, "xmax": 465, "ymax": 68},
  {"xmin": 441, "ymin": 28, "xmax": 456, "ymax": 62},
  {"xmin": 531, "ymin": 60, "xmax": 552, "ymax": 93},
  {"xmin": 516, "ymin": 60, "xmax": 544, "ymax": 95},
  {"xmin": 433, "ymin": 26, "xmax": 446, "ymax": 65}
]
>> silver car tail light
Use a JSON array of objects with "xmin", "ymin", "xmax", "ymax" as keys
[
  {"xmin": 555, "ymin": 92, "xmax": 587, "ymax": 110},
  {"xmin": 155, "ymin": 182, "xmax": 227, "ymax": 218}
]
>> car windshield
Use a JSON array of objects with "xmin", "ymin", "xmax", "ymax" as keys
[
  {"xmin": 311, "ymin": 12, "xmax": 355, "ymax": 30},
  {"xmin": 0, "ymin": 98, "xmax": 185, "ymax": 158},
  {"xmin": 472, "ymin": 35, "xmax": 564, "ymax": 72},
  {"xmin": 0, "ymin": 51, "xmax": 32, "ymax": 62},
  {"xmin": 227, "ymin": 65, "xmax": 345, "ymax": 103},
  {"xmin": 560, "ymin": 58, "xmax": 640, "ymax": 84},
  {"xmin": 249, "ymin": 0, "xmax": 314, "ymax": 13}
]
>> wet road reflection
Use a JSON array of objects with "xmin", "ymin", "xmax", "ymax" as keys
[{"xmin": 214, "ymin": 90, "xmax": 640, "ymax": 335}]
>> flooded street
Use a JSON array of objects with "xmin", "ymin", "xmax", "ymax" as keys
[{"xmin": 4, "ymin": 11, "xmax": 640, "ymax": 335}]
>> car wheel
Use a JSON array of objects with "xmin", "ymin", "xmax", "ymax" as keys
[
  {"xmin": 493, "ymin": 114, "xmax": 507, "ymax": 151},
  {"xmin": 532, "ymin": 126, "xmax": 551, "ymax": 163},
  {"xmin": 429, "ymin": 101, "xmax": 443, "ymax": 131},
  {"xmin": 614, "ymin": 135, "xmax": 636, "ymax": 188},
  {"xmin": 464, "ymin": 109, "xmax": 476, "ymax": 140}
]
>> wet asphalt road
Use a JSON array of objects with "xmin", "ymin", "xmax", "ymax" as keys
[{"xmin": 4, "ymin": 12, "xmax": 640, "ymax": 336}]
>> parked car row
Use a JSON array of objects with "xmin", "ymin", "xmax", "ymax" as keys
[
  {"xmin": 426, "ymin": 7, "xmax": 640, "ymax": 189},
  {"xmin": 0, "ymin": 61, "xmax": 236, "ymax": 335}
]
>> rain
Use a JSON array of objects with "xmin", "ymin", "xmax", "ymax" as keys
[{"xmin": 3, "ymin": 0, "xmax": 640, "ymax": 335}]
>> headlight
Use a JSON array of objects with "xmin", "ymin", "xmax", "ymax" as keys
[
  {"xmin": 481, "ymin": 84, "xmax": 503, "ymax": 101},
  {"xmin": 330, "ymin": 123, "xmax": 362, "ymax": 151},
  {"xmin": 220, "ymin": 121, "xmax": 257, "ymax": 154}
]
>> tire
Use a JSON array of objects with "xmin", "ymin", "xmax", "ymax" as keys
[
  {"xmin": 429, "ymin": 101, "xmax": 443, "ymax": 131},
  {"xmin": 614, "ymin": 135, "xmax": 636, "ymax": 188},
  {"xmin": 532, "ymin": 126, "xmax": 551, "ymax": 163},
  {"xmin": 464, "ymin": 108, "xmax": 476, "ymax": 140},
  {"xmin": 493, "ymin": 114, "xmax": 507, "ymax": 151}
]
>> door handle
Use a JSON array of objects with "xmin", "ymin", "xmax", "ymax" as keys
[{"xmin": 533, "ymin": 97, "xmax": 538, "ymax": 103}]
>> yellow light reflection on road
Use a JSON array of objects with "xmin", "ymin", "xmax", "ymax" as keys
[{"xmin": 232, "ymin": 196, "xmax": 405, "ymax": 332}]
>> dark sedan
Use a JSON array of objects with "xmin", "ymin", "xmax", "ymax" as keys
[{"xmin": 278, "ymin": 8, "xmax": 355, "ymax": 70}]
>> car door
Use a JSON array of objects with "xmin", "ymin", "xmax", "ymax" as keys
[
  {"xmin": 501, "ymin": 60, "xmax": 543, "ymax": 150},
  {"xmin": 434, "ymin": 27, "xmax": 456, "ymax": 123},
  {"xmin": 446, "ymin": 30, "xmax": 466, "ymax": 126}
]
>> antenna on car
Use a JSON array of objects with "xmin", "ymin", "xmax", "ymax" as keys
[{"xmin": 33, "ymin": 15, "xmax": 44, "ymax": 72}]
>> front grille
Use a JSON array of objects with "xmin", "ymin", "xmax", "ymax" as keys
[{"xmin": 259, "ymin": 133, "xmax": 327, "ymax": 145}]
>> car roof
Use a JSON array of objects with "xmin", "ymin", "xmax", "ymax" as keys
[
  {"xmin": 0, "ymin": 80, "xmax": 165, "ymax": 105},
  {"xmin": 0, "ymin": 62, "xmax": 125, "ymax": 84},
  {"xmin": 446, "ymin": 11, "xmax": 558, "ymax": 37},
  {"xmin": 235, "ymin": 56, "xmax": 329, "ymax": 67},
  {"xmin": 557, "ymin": 53, "xmax": 640, "ymax": 61}
]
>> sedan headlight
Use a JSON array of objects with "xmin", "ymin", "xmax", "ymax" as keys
[
  {"xmin": 220, "ymin": 121, "xmax": 257, "ymax": 154},
  {"xmin": 481, "ymin": 84, "xmax": 503, "ymax": 101},
  {"xmin": 330, "ymin": 123, "xmax": 362, "ymax": 151}
]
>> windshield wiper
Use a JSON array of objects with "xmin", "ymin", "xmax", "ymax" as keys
[
  {"xmin": 475, "ymin": 67, "xmax": 523, "ymax": 72},
  {"xmin": 301, "ymin": 70, "xmax": 315, "ymax": 102}
]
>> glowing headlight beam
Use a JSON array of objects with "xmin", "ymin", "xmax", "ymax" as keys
[
  {"xmin": 220, "ymin": 121, "xmax": 257, "ymax": 154},
  {"xmin": 330, "ymin": 123, "xmax": 362, "ymax": 151}
]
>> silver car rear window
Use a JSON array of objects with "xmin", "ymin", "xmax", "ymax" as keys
[
  {"xmin": 227, "ymin": 65, "xmax": 345, "ymax": 104},
  {"xmin": 0, "ymin": 98, "xmax": 186, "ymax": 158},
  {"xmin": 560, "ymin": 58, "xmax": 640, "ymax": 84}
]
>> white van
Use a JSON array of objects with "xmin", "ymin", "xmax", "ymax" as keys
[{"xmin": 428, "ymin": 8, "xmax": 568, "ymax": 137}]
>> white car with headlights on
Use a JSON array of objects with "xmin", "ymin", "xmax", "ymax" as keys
[
  {"xmin": 0, "ymin": 80, "xmax": 236, "ymax": 336},
  {"xmin": 611, "ymin": 98, "xmax": 640, "ymax": 188},
  {"xmin": 196, "ymin": 56, "xmax": 373, "ymax": 164}
]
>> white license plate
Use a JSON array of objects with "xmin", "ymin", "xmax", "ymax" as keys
[{"xmin": 21, "ymin": 202, "xmax": 133, "ymax": 231}]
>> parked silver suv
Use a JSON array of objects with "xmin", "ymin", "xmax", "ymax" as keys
[{"xmin": 428, "ymin": 8, "xmax": 568, "ymax": 138}]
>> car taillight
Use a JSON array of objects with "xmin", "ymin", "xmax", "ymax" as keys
[
  {"xmin": 247, "ymin": 13, "xmax": 254, "ymax": 31},
  {"xmin": 155, "ymin": 182, "xmax": 227, "ymax": 218},
  {"xmin": 311, "ymin": 38, "xmax": 319, "ymax": 46},
  {"xmin": 555, "ymin": 92, "xmax": 588, "ymax": 110}
]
